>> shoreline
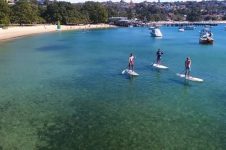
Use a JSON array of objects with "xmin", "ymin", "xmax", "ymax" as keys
[
  {"xmin": 0, "ymin": 22, "xmax": 225, "ymax": 41},
  {"xmin": 0, "ymin": 24, "xmax": 116, "ymax": 41},
  {"xmin": 147, "ymin": 21, "xmax": 226, "ymax": 24}
]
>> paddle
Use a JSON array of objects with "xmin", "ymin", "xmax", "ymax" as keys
[
  {"xmin": 178, "ymin": 69, "xmax": 192, "ymax": 79},
  {"xmin": 151, "ymin": 58, "xmax": 157, "ymax": 66},
  {"xmin": 122, "ymin": 65, "xmax": 129, "ymax": 74},
  {"xmin": 122, "ymin": 69, "xmax": 127, "ymax": 74},
  {"xmin": 180, "ymin": 69, "xmax": 185, "ymax": 74}
]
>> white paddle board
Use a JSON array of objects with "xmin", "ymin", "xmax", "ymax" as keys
[
  {"xmin": 176, "ymin": 73, "xmax": 204, "ymax": 82},
  {"xmin": 123, "ymin": 69, "xmax": 139, "ymax": 76},
  {"xmin": 152, "ymin": 63, "xmax": 168, "ymax": 69}
]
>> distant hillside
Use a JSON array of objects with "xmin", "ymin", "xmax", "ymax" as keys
[{"xmin": 1, "ymin": 0, "xmax": 226, "ymax": 27}]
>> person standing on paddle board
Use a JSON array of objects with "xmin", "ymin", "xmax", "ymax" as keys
[
  {"xmin": 128, "ymin": 53, "xmax": 135, "ymax": 71},
  {"xmin": 156, "ymin": 49, "xmax": 163, "ymax": 64},
  {"xmin": 185, "ymin": 57, "xmax": 191, "ymax": 77}
]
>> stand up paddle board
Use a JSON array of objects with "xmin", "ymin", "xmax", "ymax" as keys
[
  {"xmin": 152, "ymin": 63, "xmax": 168, "ymax": 69},
  {"xmin": 176, "ymin": 73, "xmax": 204, "ymax": 82},
  {"xmin": 122, "ymin": 69, "xmax": 139, "ymax": 76}
]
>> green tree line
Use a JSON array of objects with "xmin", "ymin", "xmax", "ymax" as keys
[
  {"xmin": 1, "ymin": 0, "xmax": 226, "ymax": 27},
  {"xmin": 0, "ymin": 0, "xmax": 108, "ymax": 26}
]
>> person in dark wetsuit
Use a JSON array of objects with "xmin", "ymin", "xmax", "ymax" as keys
[
  {"xmin": 156, "ymin": 49, "xmax": 163, "ymax": 64},
  {"xmin": 185, "ymin": 57, "xmax": 191, "ymax": 77}
]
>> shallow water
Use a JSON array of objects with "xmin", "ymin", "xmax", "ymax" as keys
[{"xmin": 0, "ymin": 26, "xmax": 225, "ymax": 150}]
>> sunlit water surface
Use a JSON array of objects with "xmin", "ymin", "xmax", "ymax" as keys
[{"xmin": 0, "ymin": 26, "xmax": 225, "ymax": 150}]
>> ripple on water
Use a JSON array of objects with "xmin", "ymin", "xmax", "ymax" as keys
[{"xmin": 0, "ymin": 26, "xmax": 226, "ymax": 149}]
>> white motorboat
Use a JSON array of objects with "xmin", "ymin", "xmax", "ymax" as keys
[
  {"xmin": 150, "ymin": 27, "xmax": 163, "ymax": 37},
  {"xmin": 178, "ymin": 27, "xmax": 184, "ymax": 32},
  {"xmin": 199, "ymin": 28, "xmax": 214, "ymax": 44}
]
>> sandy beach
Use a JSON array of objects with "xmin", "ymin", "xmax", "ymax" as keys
[{"xmin": 0, "ymin": 24, "xmax": 116, "ymax": 41}]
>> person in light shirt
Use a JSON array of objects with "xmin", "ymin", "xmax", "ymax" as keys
[
  {"xmin": 185, "ymin": 57, "xmax": 192, "ymax": 77},
  {"xmin": 128, "ymin": 53, "xmax": 135, "ymax": 71}
]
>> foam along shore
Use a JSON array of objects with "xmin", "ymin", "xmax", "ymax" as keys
[{"xmin": 0, "ymin": 24, "xmax": 116, "ymax": 41}]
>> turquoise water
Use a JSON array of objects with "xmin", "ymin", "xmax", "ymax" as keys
[{"xmin": 0, "ymin": 26, "xmax": 225, "ymax": 149}]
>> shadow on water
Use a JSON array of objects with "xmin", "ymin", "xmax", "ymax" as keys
[
  {"xmin": 169, "ymin": 78, "xmax": 192, "ymax": 87},
  {"xmin": 121, "ymin": 73, "xmax": 138, "ymax": 81},
  {"xmin": 36, "ymin": 45, "xmax": 71, "ymax": 51},
  {"xmin": 150, "ymin": 37, "xmax": 163, "ymax": 40},
  {"xmin": 152, "ymin": 67, "xmax": 163, "ymax": 73},
  {"xmin": 150, "ymin": 66, "xmax": 168, "ymax": 75}
]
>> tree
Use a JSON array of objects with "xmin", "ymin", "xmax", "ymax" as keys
[
  {"xmin": 44, "ymin": 2, "xmax": 88, "ymax": 25},
  {"xmin": 44, "ymin": 2, "xmax": 62, "ymax": 24},
  {"xmin": 106, "ymin": 5, "xmax": 118, "ymax": 17},
  {"xmin": 0, "ymin": 0, "xmax": 10, "ymax": 26},
  {"xmin": 222, "ymin": 15, "xmax": 226, "ymax": 20},
  {"xmin": 82, "ymin": 2, "xmax": 108, "ymax": 23},
  {"xmin": 126, "ymin": 8, "xmax": 135, "ymax": 19},
  {"xmin": 186, "ymin": 8, "xmax": 202, "ymax": 22},
  {"xmin": 11, "ymin": 0, "xmax": 40, "ymax": 25},
  {"xmin": 38, "ymin": 5, "xmax": 47, "ymax": 23}
]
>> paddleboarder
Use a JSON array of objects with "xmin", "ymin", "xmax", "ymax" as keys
[
  {"xmin": 128, "ymin": 53, "xmax": 135, "ymax": 71},
  {"xmin": 185, "ymin": 57, "xmax": 191, "ymax": 77},
  {"xmin": 156, "ymin": 49, "xmax": 163, "ymax": 64}
]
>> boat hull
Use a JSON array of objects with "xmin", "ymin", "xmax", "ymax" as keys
[
  {"xmin": 199, "ymin": 38, "xmax": 214, "ymax": 44},
  {"xmin": 178, "ymin": 28, "xmax": 184, "ymax": 32},
  {"xmin": 150, "ymin": 28, "xmax": 163, "ymax": 37},
  {"xmin": 151, "ymin": 33, "xmax": 162, "ymax": 37}
]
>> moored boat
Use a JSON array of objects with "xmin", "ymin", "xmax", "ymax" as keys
[
  {"xmin": 199, "ymin": 28, "xmax": 214, "ymax": 44},
  {"xmin": 178, "ymin": 27, "xmax": 184, "ymax": 32},
  {"xmin": 199, "ymin": 37, "xmax": 214, "ymax": 44},
  {"xmin": 148, "ymin": 26, "xmax": 155, "ymax": 30},
  {"xmin": 150, "ymin": 27, "xmax": 163, "ymax": 37},
  {"xmin": 184, "ymin": 25, "xmax": 195, "ymax": 30}
]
